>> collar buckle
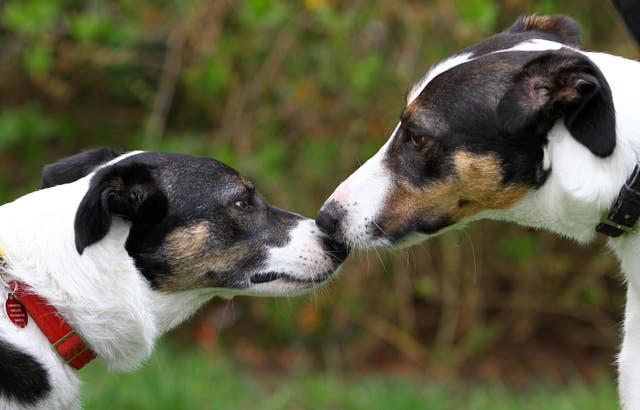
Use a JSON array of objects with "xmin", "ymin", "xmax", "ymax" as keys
[
  {"xmin": 598, "ymin": 216, "xmax": 637, "ymax": 234},
  {"xmin": 596, "ymin": 163, "xmax": 640, "ymax": 237}
]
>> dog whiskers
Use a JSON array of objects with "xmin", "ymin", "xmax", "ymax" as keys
[{"xmin": 459, "ymin": 228, "xmax": 478, "ymax": 285}]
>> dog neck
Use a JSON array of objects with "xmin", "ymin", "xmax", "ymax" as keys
[
  {"xmin": 484, "ymin": 51, "xmax": 640, "ymax": 246},
  {"xmin": 0, "ymin": 176, "xmax": 214, "ymax": 371}
]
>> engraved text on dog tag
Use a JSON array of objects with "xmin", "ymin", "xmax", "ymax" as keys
[{"xmin": 5, "ymin": 294, "xmax": 28, "ymax": 328}]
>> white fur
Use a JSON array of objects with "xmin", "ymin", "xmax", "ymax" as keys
[
  {"xmin": 407, "ymin": 53, "xmax": 473, "ymax": 104},
  {"xmin": 248, "ymin": 219, "xmax": 337, "ymax": 295},
  {"xmin": 325, "ymin": 43, "xmax": 640, "ymax": 409},
  {"xmin": 499, "ymin": 38, "xmax": 565, "ymax": 53},
  {"xmin": 0, "ymin": 153, "xmax": 334, "ymax": 409},
  {"xmin": 321, "ymin": 124, "xmax": 399, "ymax": 248}
]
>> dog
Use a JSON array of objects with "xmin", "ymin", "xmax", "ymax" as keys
[
  {"xmin": 317, "ymin": 14, "xmax": 640, "ymax": 409},
  {"xmin": 0, "ymin": 148, "xmax": 347, "ymax": 409}
]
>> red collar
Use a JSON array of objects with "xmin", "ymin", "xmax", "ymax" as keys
[{"xmin": 9, "ymin": 281, "xmax": 96, "ymax": 370}]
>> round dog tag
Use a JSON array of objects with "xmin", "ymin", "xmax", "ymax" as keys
[{"xmin": 5, "ymin": 294, "xmax": 28, "ymax": 328}]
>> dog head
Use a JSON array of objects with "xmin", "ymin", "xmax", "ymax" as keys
[
  {"xmin": 317, "ymin": 14, "xmax": 616, "ymax": 247},
  {"xmin": 41, "ymin": 148, "xmax": 347, "ymax": 295}
]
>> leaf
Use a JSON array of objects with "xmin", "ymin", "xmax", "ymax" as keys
[
  {"xmin": 3, "ymin": 0, "xmax": 59, "ymax": 35},
  {"xmin": 454, "ymin": 0, "xmax": 499, "ymax": 32},
  {"xmin": 24, "ymin": 43, "xmax": 53, "ymax": 76}
]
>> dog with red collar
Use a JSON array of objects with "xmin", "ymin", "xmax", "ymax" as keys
[
  {"xmin": 0, "ymin": 148, "xmax": 347, "ymax": 409},
  {"xmin": 317, "ymin": 14, "xmax": 640, "ymax": 409}
]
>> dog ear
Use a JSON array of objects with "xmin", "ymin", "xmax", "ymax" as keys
[
  {"xmin": 74, "ymin": 161, "xmax": 168, "ymax": 254},
  {"xmin": 507, "ymin": 14, "xmax": 582, "ymax": 48},
  {"xmin": 40, "ymin": 147, "xmax": 122, "ymax": 189},
  {"xmin": 497, "ymin": 51, "xmax": 616, "ymax": 157}
]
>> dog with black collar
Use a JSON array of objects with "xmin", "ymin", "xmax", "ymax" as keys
[
  {"xmin": 0, "ymin": 148, "xmax": 347, "ymax": 409},
  {"xmin": 317, "ymin": 14, "xmax": 640, "ymax": 409}
]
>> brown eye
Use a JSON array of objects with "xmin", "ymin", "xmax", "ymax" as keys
[
  {"xmin": 408, "ymin": 133, "xmax": 435, "ymax": 153},
  {"xmin": 410, "ymin": 134, "xmax": 426, "ymax": 148},
  {"xmin": 234, "ymin": 199, "xmax": 253, "ymax": 210}
]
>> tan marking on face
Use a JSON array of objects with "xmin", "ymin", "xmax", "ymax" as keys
[
  {"xmin": 380, "ymin": 151, "xmax": 529, "ymax": 234},
  {"xmin": 161, "ymin": 222, "xmax": 251, "ymax": 292},
  {"xmin": 167, "ymin": 223, "xmax": 210, "ymax": 259}
]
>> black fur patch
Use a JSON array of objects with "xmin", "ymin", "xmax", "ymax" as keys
[
  {"xmin": 497, "ymin": 50, "xmax": 616, "ymax": 157},
  {"xmin": 40, "ymin": 147, "xmax": 121, "ymax": 189},
  {"xmin": 74, "ymin": 161, "xmax": 169, "ymax": 254},
  {"xmin": 614, "ymin": 0, "xmax": 640, "ymax": 44},
  {"xmin": 0, "ymin": 339, "xmax": 50, "ymax": 405}
]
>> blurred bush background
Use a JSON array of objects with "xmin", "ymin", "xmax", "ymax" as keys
[{"xmin": 0, "ymin": 0, "xmax": 636, "ymax": 407}]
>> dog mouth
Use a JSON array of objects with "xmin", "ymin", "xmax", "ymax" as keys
[
  {"xmin": 246, "ymin": 223, "xmax": 349, "ymax": 290},
  {"xmin": 321, "ymin": 236, "xmax": 349, "ymax": 265},
  {"xmin": 250, "ymin": 271, "xmax": 332, "ymax": 285}
]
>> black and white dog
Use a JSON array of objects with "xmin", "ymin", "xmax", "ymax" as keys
[
  {"xmin": 0, "ymin": 148, "xmax": 347, "ymax": 409},
  {"xmin": 317, "ymin": 14, "xmax": 640, "ymax": 409}
]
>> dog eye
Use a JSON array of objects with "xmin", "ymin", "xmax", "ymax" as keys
[
  {"xmin": 410, "ymin": 134, "xmax": 425, "ymax": 148},
  {"xmin": 408, "ymin": 133, "xmax": 434, "ymax": 152},
  {"xmin": 234, "ymin": 199, "xmax": 253, "ymax": 210}
]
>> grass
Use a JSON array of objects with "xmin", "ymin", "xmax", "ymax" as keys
[{"xmin": 79, "ymin": 343, "xmax": 618, "ymax": 410}]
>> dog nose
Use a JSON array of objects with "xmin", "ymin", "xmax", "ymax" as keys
[{"xmin": 316, "ymin": 201, "xmax": 341, "ymax": 235}]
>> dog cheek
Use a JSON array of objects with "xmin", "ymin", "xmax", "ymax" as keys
[
  {"xmin": 376, "ymin": 152, "xmax": 531, "ymax": 238},
  {"xmin": 451, "ymin": 152, "xmax": 531, "ymax": 218},
  {"xmin": 377, "ymin": 180, "xmax": 458, "ymax": 237},
  {"xmin": 159, "ymin": 224, "xmax": 252, "ymax": 292}
]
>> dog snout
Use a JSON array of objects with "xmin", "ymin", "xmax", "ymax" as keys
[
  {"xmin": 316, "ymin": 201, "xmax": 343, "ymax": 236},
  {"xmin": 320, "ymin": 235, "xmax": 349, "ymax": 265}
]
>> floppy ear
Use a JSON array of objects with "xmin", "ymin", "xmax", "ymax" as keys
[
  {"xmin": 40, "ymin": 147, "xmax": 122, "ymax": 189},
  {"xmin": 74, "ymin": 161, "xmax": 168, "ymax": 254},
  {"xmin": 507, "ymin": 14, "xmax": 582, "ymax": 48},
  {"xmin": 497, "ymin": 51, "xmax": 616, "ymax": 157}
]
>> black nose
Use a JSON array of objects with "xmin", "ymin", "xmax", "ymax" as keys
[{"xmin": 316, "ymin": 201, "xmax": 341, "ymax": 235}]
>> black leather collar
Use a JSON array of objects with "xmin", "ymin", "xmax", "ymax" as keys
[{"xmin": 596, "ymin": 163, "xmax": 640, "ymax": 237}]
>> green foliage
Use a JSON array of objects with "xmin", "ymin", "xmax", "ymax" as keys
[
  {"xmin": 239, "ymin": 0, "xmax": 291, "ymax": 27},
  {"xmin": 498, "ymin": 234, "xmax": 541, "ymax": 262},
  {"xmin": 69, "ymin": 12, "xmax": 138, "ymax": 46},
  {"xmin": 0, "ymin": 104, "xmax": 73, "ymax": 149},
  {"xmin": 3, "ymin": 0, "xmax": 60, "ymax": 35},
  {"xmin": 455, "ymin": 0, "xmax": 499, "ymax": 31},
  {"xmin": 351, "ymin": 54, "xmax": 385, "ymax": 93},
  {"xmin": 533, "ymin": 0, "xmax": 560, "ymax": 14},
  {"xmin": 24, "ymin": 43, "xmax": 54, "ymax": 76},
  {"xmin": 80, "ymin": 343, "xmax": 617, "ymax": 410},
  {"xmin": 184, "ymin": 53, "xmax": 233, "ymax": 98}
]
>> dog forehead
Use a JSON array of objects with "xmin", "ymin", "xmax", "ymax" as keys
[
  {"xmin": 406, "ymin": 52, "xmax": 473, "ymax": 105},
  {"xmin": 406, "ymin": 33, "xmax": 566, "ymax": 106},
  {"xmin": 402, "ymin": 42, "xmax": 572, "ymax": 139},
  {"xmin": 125, "ymin": 152, "xmax": 249, "ymax": 194},
  {"xmin": 403, "ymin": 55, "xmax": 514, "ymax": 134}
]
